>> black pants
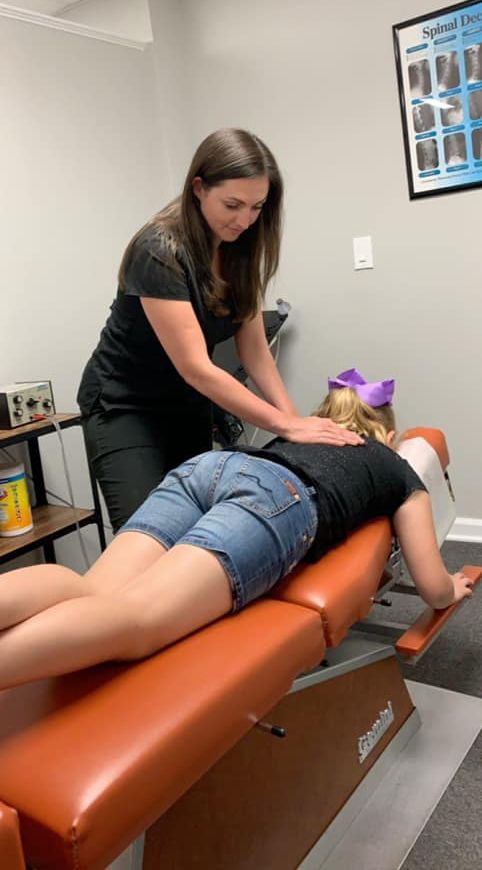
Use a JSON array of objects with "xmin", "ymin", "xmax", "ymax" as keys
[{"xmin": 82, "ymin": 405, "xmax": 213, "ymax": 533}]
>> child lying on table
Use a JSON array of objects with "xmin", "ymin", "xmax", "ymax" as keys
[{"xmin": 0, "ymin": 368, "xmax": 473, "ymax": 689}]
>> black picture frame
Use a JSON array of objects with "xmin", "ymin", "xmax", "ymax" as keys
[{"xmin": 393, "ymin": 1, "xmax": 482, "ymax": 198}]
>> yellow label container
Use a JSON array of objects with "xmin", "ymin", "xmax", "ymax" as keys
[{"xmin": 0, "ymin": 464, "xmax": 34, "ymax": 537}]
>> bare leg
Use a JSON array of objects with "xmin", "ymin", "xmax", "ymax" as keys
[
  {"xmin": 0, "ymin": 545, "xmax": 233, "ymax": 690},
  {"xmin": 0, "ymin": 533, "xmax": 167, "ymax": 630},
  {"xmin": 84, "ymin": 531, "xmax": 168, "ymax": 593},
  {"xmin": 0, "ymin": 565, "xmax": 86, "ymax": 631}
]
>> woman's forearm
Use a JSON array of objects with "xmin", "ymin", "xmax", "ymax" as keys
[
  {"xmin": 186, "ymin": 361, "xmax": 291, "ymax": 435},
  {"xmin": 234, "ymin": 312, "xmax": 298, "ymax": 415},
  {"xmin": 240, "ymin": 347, "xmax": 298, "ymax": 416}
]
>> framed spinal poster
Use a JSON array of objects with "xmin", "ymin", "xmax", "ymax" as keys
[{"xmin": 393, "ymin": 1, "xmax": 482, "ymax": 198}]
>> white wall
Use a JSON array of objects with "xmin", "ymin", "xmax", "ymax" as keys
[
  {"xmin": 149, "ymin": 0, "xmax": 482, "ymax": 523},
  {"xmin": 0, "ymin": 13, "xmax": 168, "ymax": 570}
]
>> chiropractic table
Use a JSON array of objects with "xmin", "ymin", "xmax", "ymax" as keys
[{"xmin": 0, "ymin": 428, "xmax": 480, "ymax": 870}]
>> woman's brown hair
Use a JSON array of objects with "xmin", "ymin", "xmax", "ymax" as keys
[
  {"xmin": 118, "ymin": 128, "xmax": 283, "ymax": 320},
  {"xmin": 314, "ymin": 388, "xmax": 396, "ymax": 444}
]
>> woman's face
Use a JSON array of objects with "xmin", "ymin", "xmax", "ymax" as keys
[{"xmin": 192, "ymin": 175, "xmax": 269, "ymax": 245}]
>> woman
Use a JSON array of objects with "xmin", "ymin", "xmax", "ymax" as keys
[
  {"xmin": 77, "ymin": 128, "xmax": 361, "ymax": 531},
  {"xmin": 0, "ymin": 369, "xmax": 474, "ymax": 690}
]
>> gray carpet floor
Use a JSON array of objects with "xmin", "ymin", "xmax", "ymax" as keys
[
  {"xmin": 397, "ymin": 541, "xmax": 482, "ymax": 870},
  {"xmin": 400, "ymin": 731, "xmax": 481, "ymax": 870}
]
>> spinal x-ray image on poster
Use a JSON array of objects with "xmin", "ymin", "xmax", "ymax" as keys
[{"xmin": 393, "ymin": 1, "xmax": 482, "ymax": 198}]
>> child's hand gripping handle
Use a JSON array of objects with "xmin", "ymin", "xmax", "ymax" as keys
[{"xmin": 395, "ymin": 565, "xmax": 481, "ymax": 660}]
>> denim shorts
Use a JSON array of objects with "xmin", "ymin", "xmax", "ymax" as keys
[{"xmin": 119, "ymin": 450, "xmax": 318, "ymax": 611}]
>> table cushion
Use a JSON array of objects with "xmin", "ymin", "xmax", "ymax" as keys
[
  {"xmin": 0, "ymin": 801, "xmax": 25, "ymax": 870},
  {"xmin": 272, "ymin": 519, "xmax": 392, "ymax": 646},
  {"xmin": 0, "ymin": 599, "xmax": 324, "ymax": 870}
]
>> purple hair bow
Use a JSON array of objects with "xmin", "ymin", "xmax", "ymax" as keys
[{"xmin": 328, "ymin": 368, "xmax": 395, "ymax": 407}]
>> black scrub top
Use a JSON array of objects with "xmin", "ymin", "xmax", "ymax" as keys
[{"xmin": 77, "ymin": 226, "xmax": 240, "ymax": 415}]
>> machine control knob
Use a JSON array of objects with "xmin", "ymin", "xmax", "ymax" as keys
[
  {"xmin": 13, "ymin": 395, "xmax": 23, "ymax": 404},
  {"xmin": 26, "ymin": 398, "xmax": 39, "ymax": 406},
  {"xmin": 14, "ymin": 409, "xmax": 24, "ymax": 417},
  {"xmin": 43, "ymin": 399, "xmax": 52, "ymax": 409}
]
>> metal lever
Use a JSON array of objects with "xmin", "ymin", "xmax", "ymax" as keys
[
  {"xmin": 255, "ymin": 720, "xmax": 286, "ymax": 738},
  {"xmin": 374, "ymin": 597, "xmax": 393, "ymax": 607}
]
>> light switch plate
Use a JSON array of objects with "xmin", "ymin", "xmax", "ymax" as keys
[{"xmin": 353, "ymin": 236, "xmax": 374, "ymax": 270}]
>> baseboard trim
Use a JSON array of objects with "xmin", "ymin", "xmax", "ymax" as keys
[{"xmin": 446, "ymin": 517, "xmax": 482, "ymax": 545}]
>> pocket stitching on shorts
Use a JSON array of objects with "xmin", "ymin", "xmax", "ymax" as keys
[
  {"xmin": 161, "ymin": 455, "xmax": 204, "ymax": 485},
  {"xmin": 236, "ymin": 464, "xmax": 303, "ymax": 519}
]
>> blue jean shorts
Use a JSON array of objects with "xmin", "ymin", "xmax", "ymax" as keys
[{"xmin": 119, "ymin": 450, "xmax": 318, "ymax": 611}]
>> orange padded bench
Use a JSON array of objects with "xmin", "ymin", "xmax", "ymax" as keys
[
  {"xmin": 0, "ymin": 428, "xmax": 479, "ymax": 869},
  {"xmin": 0, "ymin": 802, "xmax": 24, "ymax": 870},
  {"xmin": 0, "ymin": 601, "xmax": 324, "ymax": 869}
]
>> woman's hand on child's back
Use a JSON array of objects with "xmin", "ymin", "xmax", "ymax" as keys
[
  {"xmin": 450, "ymin": 571, "xmax": 474, "ymax": 605},
  {"xmin": 281, "ymin": 415, "xmax": 364, "ymax": 446}
]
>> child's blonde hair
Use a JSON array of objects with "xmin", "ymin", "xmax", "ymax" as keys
[{"xmin": 314, "ymin": 388, "xmax": 396, "ymax": 444}]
